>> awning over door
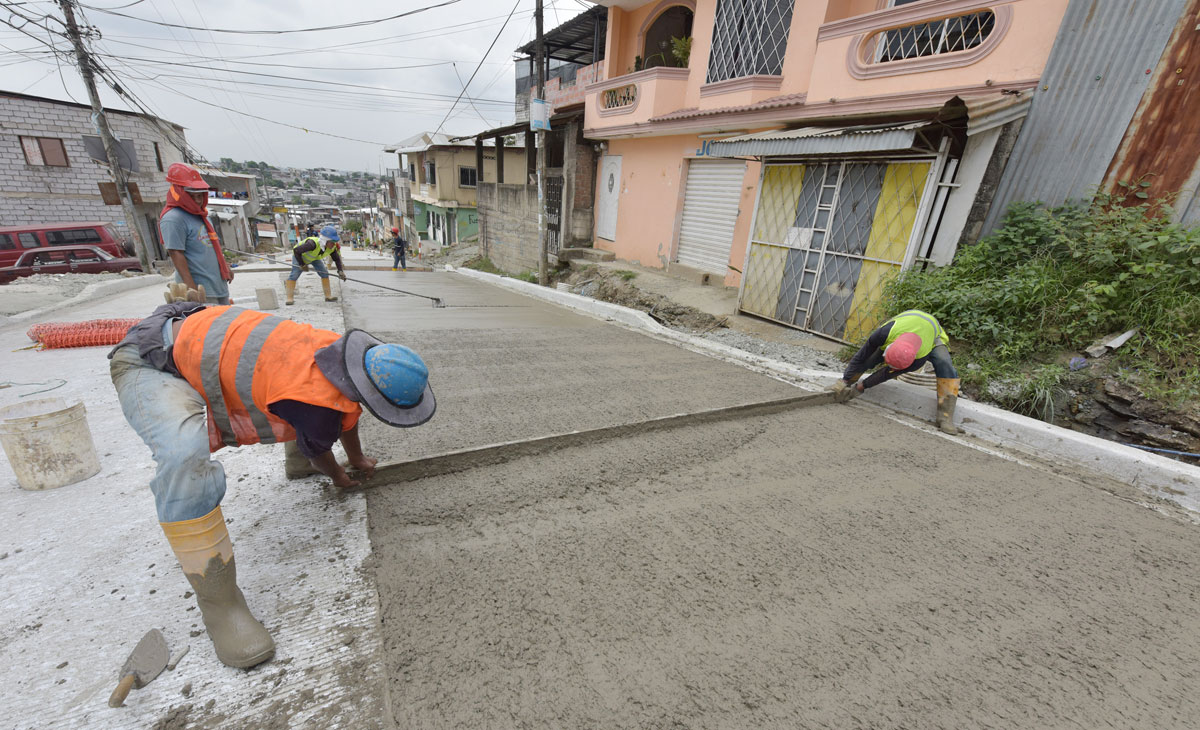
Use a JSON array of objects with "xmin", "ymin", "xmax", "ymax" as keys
[{"xmin": 709, "ymin": 121, "xmax": 932, "ymax": 158}]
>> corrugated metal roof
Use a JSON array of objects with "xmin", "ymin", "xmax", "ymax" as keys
[
  {"xmin": 708, "ymin": 121, "xmax": 928, "ymax": 157},
  {"xmin": 965, "ymin": 91, "xmax": 1033, "ymax": 136},
  {"xmin": 982, "ymin": 0, "xmax": 1186, "ymax": 233}
]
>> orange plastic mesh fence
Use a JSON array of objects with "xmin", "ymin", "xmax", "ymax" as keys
[{"xmin": 27, "ymin": 319, "xmax": 141, "ymax": 349}]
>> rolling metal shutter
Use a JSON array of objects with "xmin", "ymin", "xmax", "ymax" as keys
[{"xmin": 675, "ymin": 159, "xmax": 745, "ymax": 276}]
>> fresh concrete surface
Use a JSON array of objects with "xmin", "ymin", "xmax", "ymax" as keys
[
  {"xmin": 351, "ymin": 268, "xmax": 1200, "ymax": 728},
  {"xmin": 368, "ymin": 398, "xmax": 1200, "ymax": 729},
  {"xmin": 341, "ymin": 271, "xmax": 803, "ymax": 466},
  {"xmin": 454, "ymin": 266, "xmax": 1199, "ymax": 510},
  {"xmin": 0, "ymin": 272, "xmax": 388, "ymax": 730}
]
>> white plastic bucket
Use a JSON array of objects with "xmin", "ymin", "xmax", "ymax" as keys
[{"xmin": 0, "ymin": 397, "xmax": 100, "ymax": 491}]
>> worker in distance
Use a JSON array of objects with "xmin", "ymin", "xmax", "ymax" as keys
[
  {"xmin": 159, "ymin": 163, "xmax": 234, "ymax": 305},
  {"xmin": 109, "ymin": 296, "xmax": 436, "ymax": 669},
  {"xmin": 830, "ymin": 309, "xmax": 962, "ymax": 435},
  {"xmin": 286, "ymin": 224, "xmax": 347, "ymax": 305}
]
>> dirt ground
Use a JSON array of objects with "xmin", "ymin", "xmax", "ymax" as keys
[{"xmin": 367, "ymin": 403, "xmax": 1200, "ymax": 729}]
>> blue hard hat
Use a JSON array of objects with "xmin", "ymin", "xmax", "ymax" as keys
[
  {"xmin": 365, "ymin": 344, "xmax": 429, "ymax": 407},
  {"xmin": 320, "ymin": 225, "xmax": 340, "ymax": 241}
]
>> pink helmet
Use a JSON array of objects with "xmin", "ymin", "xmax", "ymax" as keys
[{"xmin": 884, "ymin": 332, "xmax": 922, "ymax": 370}]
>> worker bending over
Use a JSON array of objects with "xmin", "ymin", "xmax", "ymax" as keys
[
  {"xmin": 830, "ymin": 309, "xmax": 961, "ymax": 435},
  {"xmin": 287, "ymin": 225, "xmax": 345, "ymax": 305},
  {"xmin": 109, "ymin": 301, "xmax": 436, "ymax": 669}
]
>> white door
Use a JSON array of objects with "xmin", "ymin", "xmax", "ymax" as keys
[
  {"xmin": 596, "ymin": 155, "xmax": 621, "ymax": 241},
  {"xmin": 676, "ymin": 159, "xmax": 746, "ymax": 276}
]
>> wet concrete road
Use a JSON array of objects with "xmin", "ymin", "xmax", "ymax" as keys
[
  {"xmin": 341, "ymin": 271, "xmax": 801, "ymax": 465},
  {"xmin": 346, "ymin": 271, "xmax": 1200, "ymax": 729}
]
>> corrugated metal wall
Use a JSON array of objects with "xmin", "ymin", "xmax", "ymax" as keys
[{"xmin": 982, "ymin": 0, "xmax": 1187, "ymax": 233}]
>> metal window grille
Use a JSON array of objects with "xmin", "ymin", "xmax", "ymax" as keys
[
  {"xmin": 739, "ymin": 160, "xmax": 935, "ymax": 342},
  {"xmin": 874, "ymin": 10, "xmax": 996, "ymax": 63},
  {"xmin": 706, "ymin": 0, "xmax": 794, "ymax": 83}
]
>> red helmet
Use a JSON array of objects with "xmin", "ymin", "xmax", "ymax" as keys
[
  {"xmin": 165, "ymin": 163, "xmax": 211, "ymax": 190},
  {"xmin": 391, "ymin": 226, "xmax": 399, "ymax": 233}
]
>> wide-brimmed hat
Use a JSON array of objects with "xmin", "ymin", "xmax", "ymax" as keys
[{"xmin": 314, "ymin": 330, "xmax": 435, "ymax": 427}]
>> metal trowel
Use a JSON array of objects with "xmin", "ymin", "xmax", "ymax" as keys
[{"xmin": 107, "ymin": 629, "xmax": 169, "ymax": 708}]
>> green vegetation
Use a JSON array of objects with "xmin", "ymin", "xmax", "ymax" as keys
[
  {"xmin": 343, "ymin": 220, "xmax": 363, "ymax": 234},
  {"xmin": 463, "ymin": 256, "xmax": 540, "ymax": 283},
  {"xmin": 613, "ymin": 269, "xmax": 638, "ymax": 281},
  {"xmin": 884, "ymin": 190, "xmax": 1200, "ymax": 408}
]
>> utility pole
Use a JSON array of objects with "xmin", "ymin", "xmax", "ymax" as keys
[
  {"xmin": 58, "ymin": 0, "xmax": 151, "ymax": 272},
  {"xmin": 535, "ymin": 0, "xmax": 548, "ymax": 285}
]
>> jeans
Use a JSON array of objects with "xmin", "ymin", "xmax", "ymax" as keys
[
  {"xmin": 288, "ymin": 257, "xmax": 329, "ymax": 281},
  {"xmin": 110, "ymin": 346, "xmax": 226, "ymax": 523},
  {"xmin": 392, "ymin": 249, "xmax": 406, "ymax": 269}
]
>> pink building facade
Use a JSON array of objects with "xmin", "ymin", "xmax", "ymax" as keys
[{"xmin": 584, "ymin": 0, "xmax": 1070, "ymax": 343}]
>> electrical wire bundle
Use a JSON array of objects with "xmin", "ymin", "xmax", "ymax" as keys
[{"xmin": 26, "ymin": 319, "xmax": 141, "ymax": 349}]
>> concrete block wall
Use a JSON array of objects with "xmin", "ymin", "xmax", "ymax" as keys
[
  {"xmin": 0, "ymin": 94, "xmax": 186, "ymax": 243},
  {"xmin": 478, "ymin": 182, "xmax": 540, "ymax": 274}
]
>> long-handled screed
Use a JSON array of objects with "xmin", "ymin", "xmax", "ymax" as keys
[{"xmin": 233, "ymin": 250, "xmax": 446, "ymax": 308}]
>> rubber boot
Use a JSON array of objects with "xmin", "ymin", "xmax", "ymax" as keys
[
  {"xmin": 321, "ymin": 278, "xmax": 337, "ymax": 302},
  {"xmin": 936, "ymin": 377, "xmax": 962, "ymax": 435},
  {"xmin": 162, "ymin": 507, "xmax": 275, "ymax": 669},
  {"xmin": 284, "ymin": 279, "xmax": 296, "ymax": 306},
  {"xmin": 284, "ymin": 440, "xmax": 318, "ymax": 479}
]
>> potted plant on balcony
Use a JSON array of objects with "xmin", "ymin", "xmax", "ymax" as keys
[{"xmin": 670, "ymin": 35, "xmax": 691, "ymax": 67}]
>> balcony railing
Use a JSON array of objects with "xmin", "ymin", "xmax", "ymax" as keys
[{"xmin": 585, "ymin": 66, "xmax": 690, "ymax": 130}]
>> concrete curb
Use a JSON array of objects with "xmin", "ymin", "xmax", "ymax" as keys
[
  {"xmin": 449, "ymin": 265, "xmax": 1200, "ymax": 512},
  {"xmin": 0, "ymin": 274, "xmax": 167, "ymax": 328}
]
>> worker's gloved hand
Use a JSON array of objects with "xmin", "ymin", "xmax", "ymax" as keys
[
  {"xmin": 830, "ymin": 379, "xmax": 863, "ymax": 404},
  {"xmin": 301, "ymin": 264, "xmax": 310, "ymax": 272},
  {"xmin": 338, "ymin": 270, "xmax": 347, "ymax": 281},
  {"xmin": 165, "ymin": 282, "xmax": 207, "ymax": 304}
]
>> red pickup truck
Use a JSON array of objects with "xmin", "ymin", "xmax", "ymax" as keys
[{"xmin": 0, "ymin": 245, "xmax": 142, "ymax": 285}]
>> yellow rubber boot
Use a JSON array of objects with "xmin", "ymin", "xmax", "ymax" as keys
[
  {"xmin": 321, "ymin": 278, "xmax": 337, "ymax": 302},
  {"xmin": 936, "ymin": 377, "xmax": 961, "ymax": 435},
  {"xmin": 284, "ymin": 440, "xmax": 318, "ymax": 479},
  {"xmin": 284, "ymin": 279, "xmax": 296, "ymax": 306},
  {"xmin": 162, "ymin": 507, "xmax": 275, "ymax": 669}
]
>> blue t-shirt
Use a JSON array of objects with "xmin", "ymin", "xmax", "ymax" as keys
[{"xmin": 160, "ymin": 207, "xmax": 229, "ymax": 301}]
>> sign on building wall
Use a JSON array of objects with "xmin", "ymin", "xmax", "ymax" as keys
[{"xmin": 529, "ymin": 98, "xmax": 550, "ymax": 131}]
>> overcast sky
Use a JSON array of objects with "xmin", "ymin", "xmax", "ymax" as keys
[{"xmin": 1, "ymin": 0, "xmax": 591, "ymax": 171}]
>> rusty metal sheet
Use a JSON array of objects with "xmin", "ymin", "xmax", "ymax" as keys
[
  {"xmin": 982, "ymin": 0, "xmax": 1187, "ymax": 234},
  {"xmin": 1105, "ymin": 0, "xmax": 1200, "ymax": 221}
]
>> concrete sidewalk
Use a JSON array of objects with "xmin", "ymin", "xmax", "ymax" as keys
[{"xmin": 0, "ymin": 272, "xmax": 387, "ymax": 730}]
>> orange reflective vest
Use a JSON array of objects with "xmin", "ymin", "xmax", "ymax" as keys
[{"xmin": 173, "ymin": 306, "xmax": 362, "ymax": 452}]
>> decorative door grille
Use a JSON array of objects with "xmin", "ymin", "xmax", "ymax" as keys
[
  {"xmin": 739, "ymin": 159, "xmax": 935, "ymax": 343},
  {"xmin": 545, "ymin": 175, "xmax": 563, "ymax": 255},
  {"xmin": 706, "ymin": 0, "xmax": 794, "ymax": 83}
]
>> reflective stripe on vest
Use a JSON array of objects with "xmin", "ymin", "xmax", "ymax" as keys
[
  {"xmin": 885, "ymin": 310, "xmax": 947, "ymax": 359},
  {"xmin": 199, "ymin": 307, "xmax": 284, "ymax": 447}
]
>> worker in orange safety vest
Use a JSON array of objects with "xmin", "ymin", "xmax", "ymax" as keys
[{"xmin": 109, "ymin": 302, "xmax": 435, "ymax": 668}]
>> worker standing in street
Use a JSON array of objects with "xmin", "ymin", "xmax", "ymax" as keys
[
  {"xmin": 286, "ymin": 225, "xmax": 346, "ymax": 305},
  {"xmin": 160, "ymin": 163, "xmax": 234, "ymax": 304},
  {"xmin": 830, "ymin": 309, "xmax": 962, "ymax": 435},
  {"xmin": 108, "ymin": 301, "xmax": 436, "ymax": 669},
  {"xmin": 390, "ymin": 226, "xmax": 408, "ymax": 271}
]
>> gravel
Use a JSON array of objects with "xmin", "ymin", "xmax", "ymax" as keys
[{"xmin": 692, "ymin": 327, "xmax": 844, "ymax": 373}]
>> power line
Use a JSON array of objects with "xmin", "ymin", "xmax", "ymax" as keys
[
  {"xmin": 433, "ymin": 0, "xmax": 523, "ymax": 138},
  {"xmin": 98, "ymin": 54, "xmax": 515, "ymax": 105},
  {"xmin": 78, "ymin": 0, "xmax": 463, "ymax": 35}
]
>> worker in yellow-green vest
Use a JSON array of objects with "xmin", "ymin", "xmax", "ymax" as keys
[
  {"xmin": 830, "ymin": 310, "xmax": 962, "ymax": 434},
  {"xmin": 286, "ymin": 225, "xmax": 346, "ymax": 305}
]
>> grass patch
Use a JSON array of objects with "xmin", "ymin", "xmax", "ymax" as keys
[
  {"xmin": 883, "ymin": 189, "xmax": 1200, "ymax": 410},
  {"xmin": 462, "ymin": 255, "xmax": 503, "ymax": 275},
  {"xmin": 613, "ymin": 269, "xmax": 638, "ymax": 281}
]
